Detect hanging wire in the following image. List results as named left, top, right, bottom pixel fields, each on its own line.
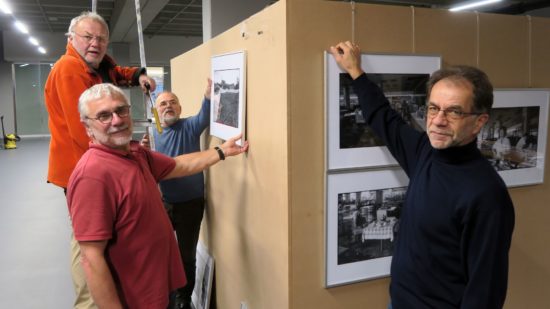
left=351, top=1, right=356, bottom=44
left=476, top=11, right=480, bottom=67
left=527, top=15, right=532, bottom=87
left=411, top=6, right=415, bottom=53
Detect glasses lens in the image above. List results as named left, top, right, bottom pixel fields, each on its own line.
left=116, top=106, right=130, bottom=118
left=97, top=113, right=113, bottom=124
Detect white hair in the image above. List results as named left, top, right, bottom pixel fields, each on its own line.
left=78, top=83, right=129, bottom=121
left=66, top=11, right=110, bottom=39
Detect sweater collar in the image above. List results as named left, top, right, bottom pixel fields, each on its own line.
left=432, top=139, right=481, bottom=164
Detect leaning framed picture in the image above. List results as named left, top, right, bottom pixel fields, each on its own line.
left=325, top=168, right=409, bottom=287
left=192, top=241, right=215, bottom=309
left=478, top=89, right=549, bottom=187
left=325, top=52, right=441, bottom=171
left=210, top=51, right=246, bottom=145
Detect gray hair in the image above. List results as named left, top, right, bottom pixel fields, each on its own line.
left=79, top=83, right=129, bottom=121
left=426, top=65, right=493, bottom=114
left=66, top=11, right=110, bottom=39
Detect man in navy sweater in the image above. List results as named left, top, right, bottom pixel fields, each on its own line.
left=330, top=41, right=515, bottom=309
left=142, top=80, right=211, bottom=309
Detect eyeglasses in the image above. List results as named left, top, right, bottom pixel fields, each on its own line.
left=157, top=100, right=179, bottom=108
left=73, top=32, right=108, bottom=44
left=426, top=104, right=483, bottom=120
left=86, top=105, right=131, bottom=124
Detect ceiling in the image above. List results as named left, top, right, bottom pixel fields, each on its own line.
left=0, top=0, right=549, bottom=43
left=0, top=0, right=203, bottom=42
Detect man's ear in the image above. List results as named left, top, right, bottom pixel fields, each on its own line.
left=473, top=113, right=489, bottom=135
left=81, top=120, right=94, bottom=138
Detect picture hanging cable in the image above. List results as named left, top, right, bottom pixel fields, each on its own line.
left=528, top=15, right=532, bottom=87
left=411, top=6, right=416, bottom=53
left=476, top=11, right=480, bottom=67
left=351, top=1, right=356, bottom=44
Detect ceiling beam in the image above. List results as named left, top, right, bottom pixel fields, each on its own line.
left=109, top=0, right=170, bottom=42
left=150, top=0, right=197, bottom=37
left=34, top=0, right=54, bottom=33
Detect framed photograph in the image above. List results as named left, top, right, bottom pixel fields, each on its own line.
left=192, top=241, right=215, bottom=309
left=210, top=51, right=246, bottom=145
left=325, top=52, right=441, bottom=171
left=478, top=89, right=549, bottom=187
left=326, top=168, right=409, bottom=287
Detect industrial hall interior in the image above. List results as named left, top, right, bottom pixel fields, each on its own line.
left=1, top=0, right=550, bottom=309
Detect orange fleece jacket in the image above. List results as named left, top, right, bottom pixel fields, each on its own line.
left=44, top=43, right=142, bottom=188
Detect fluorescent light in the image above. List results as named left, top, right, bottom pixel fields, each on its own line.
left=14, top=20, right=29, bottom=34
left=449, top=0, right=502, bottom=12
left=28, top=37, right=39, bottom=46
left=38, top=47, right=46, bottom=54
left=19, top=64, right=29, bottom=67
left=0, top=0, right=12, bottom=14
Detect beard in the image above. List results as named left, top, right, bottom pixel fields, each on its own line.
left=161, top=110, right=179, bottom=126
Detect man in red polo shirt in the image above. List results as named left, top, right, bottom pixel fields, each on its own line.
left=67, top=83, right=248, bottom=308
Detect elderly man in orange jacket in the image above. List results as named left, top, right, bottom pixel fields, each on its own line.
left=44, top=11, right=155, bottom=309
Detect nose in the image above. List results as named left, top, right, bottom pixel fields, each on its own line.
left=110, top=112, right=125, bottom=126
left=431, top=110, right=448, bottom=125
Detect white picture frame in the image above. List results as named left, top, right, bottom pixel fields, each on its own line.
left=326, top=168, right=409, bottom=287
left=479, top=89, right=549, bottom=187
left=325, top=52, right=441, bottom=171
left=192, top=241, right=215, bottom=309
left=210, top=51, right=247, bottom=145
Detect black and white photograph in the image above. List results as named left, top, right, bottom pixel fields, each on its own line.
left=213, top=69, right=240, bottom=128
left=480, top=89, right=549, bottom=187
left=326, top=52, right=441, bottom=170
left=337, top=186, right=406, bottom=265
left=478, top=106, right=539, bottom=171
left=339, top=73, right=429, bottom=149
left=326, top=169, right=409, bottom=287
left=210, top=51, right=246, bottom=145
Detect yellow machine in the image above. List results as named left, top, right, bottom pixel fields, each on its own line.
left=1, top=115, right=20, bottom=150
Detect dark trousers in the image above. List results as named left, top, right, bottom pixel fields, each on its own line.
left=164, top=197, right=205, bottom=306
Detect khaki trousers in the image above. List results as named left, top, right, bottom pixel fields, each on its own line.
left=70, top=234, right=97, bottom=309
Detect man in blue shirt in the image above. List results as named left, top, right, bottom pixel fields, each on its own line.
left=330, top=41, right=514, bottom=309
left=144, top=80, right=211, bottom=309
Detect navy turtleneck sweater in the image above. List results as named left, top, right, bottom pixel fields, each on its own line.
left=352, top=73, right=515, bottom=309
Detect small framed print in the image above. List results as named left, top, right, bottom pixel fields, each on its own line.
left=210, top=51, right=246, bottom=145
left=192, top=241, right=215, bottom=309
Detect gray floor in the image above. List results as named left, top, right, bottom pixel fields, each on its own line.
left=0, top=137, right=73, bottom=308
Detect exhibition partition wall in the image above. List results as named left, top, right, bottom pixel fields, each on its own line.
left=171, top=0, right=550, bottom=308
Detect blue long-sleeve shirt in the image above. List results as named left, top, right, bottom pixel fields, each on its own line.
left=154, top=98, right=210, bottom=203
left=352, top=74, right=515, bottom=309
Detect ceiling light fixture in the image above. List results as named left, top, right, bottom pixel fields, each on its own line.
left=0, top=0, right=12, bottom=14
left=28, top=37, right=39, bottom=46
left=449, top=0, right=502, bottom=12
left=14, top=20, right=29, bottom=34
left=38, top=47, right=46, bottom=54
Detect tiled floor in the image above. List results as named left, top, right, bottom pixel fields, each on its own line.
left=0, top=137, right=73, bottom=308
